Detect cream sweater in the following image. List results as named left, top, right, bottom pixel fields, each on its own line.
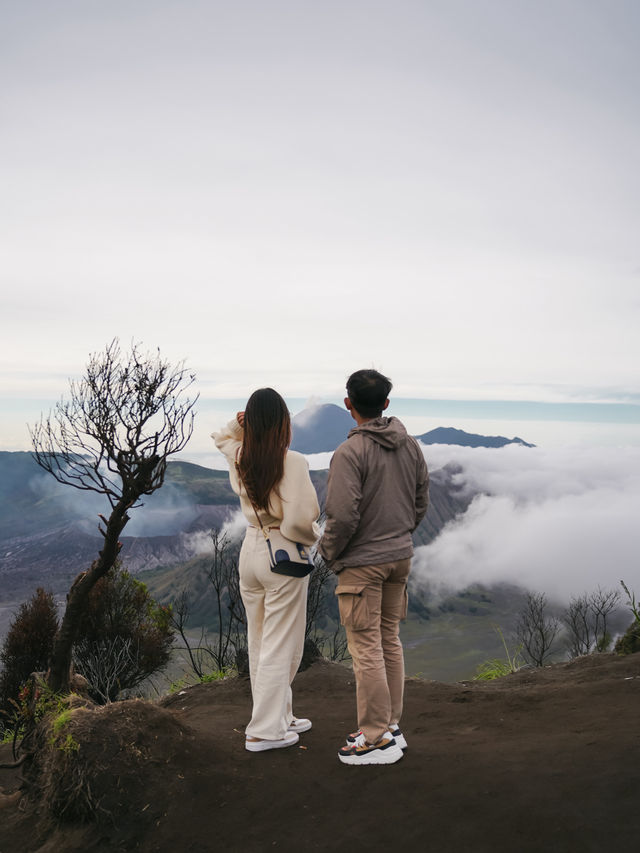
left=212, top=418, right=321, bottom=547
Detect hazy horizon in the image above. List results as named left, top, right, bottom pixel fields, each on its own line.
left=3, top=394, right=640, bottom=455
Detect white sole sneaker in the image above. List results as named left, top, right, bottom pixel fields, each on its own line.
left=245, top=731, right=299, bottom=752
left=389, top=727, right=408, bottom=750
left=338, top=737, right=404, bottom=766
left=346, top=728, right=408, bottom=751
left=288, top=717, right=312, bottom=734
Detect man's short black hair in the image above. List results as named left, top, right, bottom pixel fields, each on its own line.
left=346, top=369, right=393, bottom=419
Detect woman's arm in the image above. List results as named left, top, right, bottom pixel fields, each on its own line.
left=211, top=415, right=244, bottom=464
left=279, top=452, right=321, bottom=546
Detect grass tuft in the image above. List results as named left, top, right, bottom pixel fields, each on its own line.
left=474, top=626, right=525, bottom=681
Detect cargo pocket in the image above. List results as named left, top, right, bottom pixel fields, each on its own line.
left=335, top=584, right=371, bottom=631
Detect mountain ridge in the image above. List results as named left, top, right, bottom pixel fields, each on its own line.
left=0, top=452, right=473, bottom=605
left=290, top=403, right=534, bottom=452
left=415, top=425, right=535, bottom=448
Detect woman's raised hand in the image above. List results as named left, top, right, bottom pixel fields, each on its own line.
left=237, top=411, right=245, bottom=427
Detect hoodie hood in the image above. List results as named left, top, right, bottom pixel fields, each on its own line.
left=348, top=416, right=408, bottom=450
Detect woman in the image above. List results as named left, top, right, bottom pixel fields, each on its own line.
left=212, top=388, right=321, bottom=752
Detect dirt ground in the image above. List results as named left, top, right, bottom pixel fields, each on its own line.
left=1, top=653, right=639, bottom=853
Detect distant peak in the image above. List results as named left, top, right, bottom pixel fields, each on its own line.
left=290, top=404, right=353, bottom=453
left=415, top=427, right=535, bottom=449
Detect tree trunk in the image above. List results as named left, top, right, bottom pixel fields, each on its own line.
left=47, top=502, right=130, bottom=694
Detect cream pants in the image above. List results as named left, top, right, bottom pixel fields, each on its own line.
left=239, top=526, right=309, bottom=740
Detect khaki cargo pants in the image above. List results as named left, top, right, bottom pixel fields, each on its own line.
left=335, top=558, right=411, bottom=744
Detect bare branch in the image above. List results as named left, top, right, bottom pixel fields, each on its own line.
left=73, top=637, right=138, bottom=704
left=516, top=592, right=560, bottom=667
left=30, top=339, right=197, bottom=509
left=169, top=590, right=205, bottom=679
left=563, top=587, right=621, bottom=657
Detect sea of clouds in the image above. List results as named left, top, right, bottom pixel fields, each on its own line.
left=204, top=441, right=640, bottom=608
left=28, top=438, right=640, bottom=610
left=412, top=443, right=640, bottom=605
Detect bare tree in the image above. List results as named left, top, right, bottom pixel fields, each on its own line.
left=563, top=587, right=621, bottom=657
left=316, top=622, right=350, bottom=663
left=172, top=537, right=350, bottom=678
left=204, top=530, right=246, bottom=670
left=516, top=591, right=560, bottom=667
left=590, top=587, right=621, bottom=652
left=170, top=590, right=208, bottom=679
left=170, top=530, right=247, bottom=677
left=305, top=555, right=334, bottom=641
left=564, top=593, right=593, bottom=658
left=72, top=637, right=138, bottom=704
left=30, top=340, right=197, bottom=694
left=305, top=554, right=349, bottom=662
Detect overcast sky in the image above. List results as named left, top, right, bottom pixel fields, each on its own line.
left=2, top=1, right=639, bottom=445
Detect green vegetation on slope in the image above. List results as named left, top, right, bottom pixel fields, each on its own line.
left=163, top=462, right=234, bottom=505
left=400, top=584, right=528, bottom=682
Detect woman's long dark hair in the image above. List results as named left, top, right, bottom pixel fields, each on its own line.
left=238, top=388, right=291, bottom=513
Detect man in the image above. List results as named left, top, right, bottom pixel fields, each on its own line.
left=318, top=369, right=429, bottom=766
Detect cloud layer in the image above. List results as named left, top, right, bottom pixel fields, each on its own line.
left=413, top=444, right=640, bottom=604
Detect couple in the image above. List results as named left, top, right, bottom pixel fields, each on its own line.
left=212, top=369, right=429, bottom=766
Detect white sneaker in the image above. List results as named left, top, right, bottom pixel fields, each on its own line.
left=389, top=726, right=408, bottom=750
left=288, top=717, right=312, bottom=734
left=338, top=736, right=403, bottom=766
left=245, top=731, right=299, bottom=752
left=345, top=730, right=367, bottom=748
left=346, top=727, right=408, bottom=750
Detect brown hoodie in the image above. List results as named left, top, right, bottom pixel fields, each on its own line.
left=318, top=416, right=429, bottom=572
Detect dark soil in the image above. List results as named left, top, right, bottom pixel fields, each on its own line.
left=1, top=653, right=639, bottom=852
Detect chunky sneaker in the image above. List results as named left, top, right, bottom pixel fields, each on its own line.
left=389, top=727, right=408, bottom=751
left=346, top=727, right=408, bottom=751
left=245, top=731, right=299, bottom=752
left=288, top=717, right=312, bottom=734
left=338, top=736, right=403, bottom=766
left=345, top=730, right=366, bottom=748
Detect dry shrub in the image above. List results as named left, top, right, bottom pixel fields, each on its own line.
left=73, top=564, right=175, bottom=703
left=0, top=589, right=58, bottom=728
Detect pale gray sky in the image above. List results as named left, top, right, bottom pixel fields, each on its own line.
left=2, top=1, right=639, bottom=448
